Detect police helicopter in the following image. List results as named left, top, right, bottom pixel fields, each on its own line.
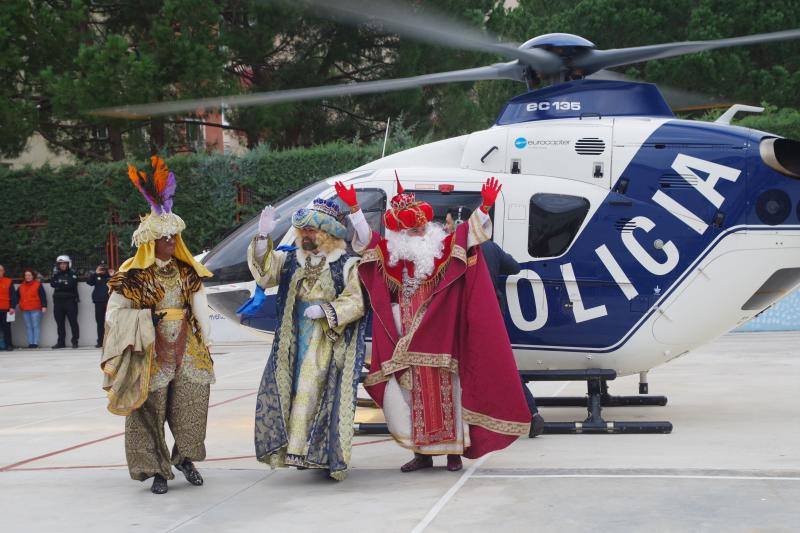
left=96, top=1, right=800, bottom=433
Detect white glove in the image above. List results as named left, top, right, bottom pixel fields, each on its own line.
left=303, top=305, right=326, bottom=319
left=258, top=205, right=278, bottom=236
left=348, top=209, right=371, bottom=247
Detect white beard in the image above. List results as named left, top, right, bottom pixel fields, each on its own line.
left=386, top=223, right=448, bottom=280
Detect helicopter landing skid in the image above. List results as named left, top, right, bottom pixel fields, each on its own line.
left=521, top=369, right=673, bottom=435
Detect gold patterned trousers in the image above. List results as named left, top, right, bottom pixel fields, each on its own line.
left=124, top=372, right=211, bottom=481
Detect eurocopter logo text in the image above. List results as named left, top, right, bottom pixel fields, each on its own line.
left=515, top=137, right=571, bottom=149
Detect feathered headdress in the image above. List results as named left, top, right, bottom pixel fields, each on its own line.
left=128, top=156, right=177, bottom=215
left=128, top=156, right=186, bottom=247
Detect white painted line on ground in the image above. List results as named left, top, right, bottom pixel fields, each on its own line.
left=214, top=364, right=265, bottom=380
left=0, top=404, right=102, bottom=431
left=471, top=474, right=800, bottom=481
left=411, top=454, right=490, bottom=533
left=411, top=376, right=574, bottom=532
left=0, top=373, right=259, bottom=432
left=167, top=472, right=273, bottom=532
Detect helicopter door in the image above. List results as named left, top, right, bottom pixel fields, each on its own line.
left=501, top=176, right=598, bottom=344
left=508, top=121, right=613, bottom=187
left=461, top=129, right=509, bottom=173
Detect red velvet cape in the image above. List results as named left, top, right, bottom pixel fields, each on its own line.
left=358, top=223, right=531, bottom=458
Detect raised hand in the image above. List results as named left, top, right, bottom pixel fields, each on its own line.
left=258, top=205, right=278, bottom=236
left=335, top=181, right=359, bottom=210
left=481, top=177, right=502, bottom=212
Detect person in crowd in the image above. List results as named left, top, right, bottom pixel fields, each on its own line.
left=17, top=269, right=47, bottom=348
left=337, top=176, right=531, bottom=473
left=0, top=264, right=17, bottom=351
left=443, top=208, right=545, bottom=437
left=87, top=263, right=112, bottom=348
left=50, top=255, right=80, bottom=349
left=102, top=156, right=213, bottom=495
left=478, top=235, right=545, bottom=438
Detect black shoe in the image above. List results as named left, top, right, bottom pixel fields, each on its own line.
left=52, top=343, right=66, bottom=349
left=530, top=413, right=545, bottom=438
left=175, top=460, right=203, bottom=486
left=151, top=474, right=168, bottom=494
left=5, top=346, right=12, bottom=351
left=95, top=343, right=102, bottom=348
left=28, top=344, right=35, bottom=349
left=32, top=344, right=38, bottom=349
left=71, top=342, right=78, bottom=349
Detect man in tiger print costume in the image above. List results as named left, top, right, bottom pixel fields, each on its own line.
left=101, top=157, right=214, bottom=495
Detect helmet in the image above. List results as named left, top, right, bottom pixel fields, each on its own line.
left=55, top=255, right=71, bottom=267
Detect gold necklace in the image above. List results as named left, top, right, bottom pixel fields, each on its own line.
left=303, top=254, right=326, bottom=286
left=154, top=261, right=181, bottom=291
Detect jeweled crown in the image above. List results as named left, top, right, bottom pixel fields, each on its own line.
left=390, top=192, right=418, bottom=211
left=310, top=198, right=345, bottom=222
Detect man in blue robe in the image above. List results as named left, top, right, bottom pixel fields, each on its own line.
left=247, top=199, right=367, bottom=480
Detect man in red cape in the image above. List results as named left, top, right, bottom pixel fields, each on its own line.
left=336, top=176, right=530, bottom=472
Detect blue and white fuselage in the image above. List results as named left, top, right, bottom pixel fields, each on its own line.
left=202, top=80, right=800, bottom=377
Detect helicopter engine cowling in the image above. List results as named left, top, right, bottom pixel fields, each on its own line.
left=760, top=137, right=800, bottom=178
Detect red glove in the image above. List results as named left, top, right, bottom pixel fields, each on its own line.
left=335, top=181, right=358, bottom=208
left=481, top=177, right=501, bottom=212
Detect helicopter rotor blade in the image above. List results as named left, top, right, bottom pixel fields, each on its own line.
left=573, top=29, right=800, bottom=74
left=90, top=62, right=525, bottom=118
left=291, top=0, right=561, bottom=73
left=588, top=70, right=726, bottom=110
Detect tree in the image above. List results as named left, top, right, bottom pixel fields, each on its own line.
left=498, top=0, right=800, bottom=108
left=1, top=0, right=229, bottom=162
left=220, top=0, right=505, bottom=148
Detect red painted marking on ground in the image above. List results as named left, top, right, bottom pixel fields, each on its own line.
left=10, top=464, right=128, bottom=472
left=5, top=439, right=393, bottom=472
left=0, top=432, right=126, bottom=472
left=0, top=391, right=257, bottom=472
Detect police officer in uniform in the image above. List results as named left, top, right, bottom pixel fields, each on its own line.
left=86, top=262, right=112, bottom=348
left=50, top=255, right=80, bottom=349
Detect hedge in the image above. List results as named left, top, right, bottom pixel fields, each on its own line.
left=0, top=142, right=383, bottom=278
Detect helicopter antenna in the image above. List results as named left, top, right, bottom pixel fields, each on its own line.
left=381, top=116, right=391, bottom=158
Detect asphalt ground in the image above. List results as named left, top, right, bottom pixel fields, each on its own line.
left=0, top=332, right=798, bottom=532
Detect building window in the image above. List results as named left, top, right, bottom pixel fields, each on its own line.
left=528, top=193, right=590, bottom=257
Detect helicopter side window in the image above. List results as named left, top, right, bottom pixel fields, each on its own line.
left=412, top=190, right=490, bottom=232
left=528, top=193, right=590, bottom=258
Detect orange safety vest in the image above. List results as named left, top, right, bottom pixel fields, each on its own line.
left=18, top=280, right=44, bottom=311
left=0, top=277, right=11, bottom=310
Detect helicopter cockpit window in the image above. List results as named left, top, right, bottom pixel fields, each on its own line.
left=201, top=180, right=331, bottom=284
left=411, top=190, right=490, bottom=233
left=528, top=193, right=590, bottom=258
left=329, top=188, right=387, bottom=239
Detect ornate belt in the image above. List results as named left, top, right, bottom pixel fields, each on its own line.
left=158, top=308, right=186, bottom=321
